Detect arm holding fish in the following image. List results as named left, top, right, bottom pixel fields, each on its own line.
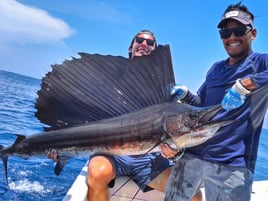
left=222, top=70, right=268, bottom=111
left=172, top=78, right=256, bottom=111
left=171, top=84, right=202, bottom=106
left=160, top=143, right=185, bottom=162
left=221, top=54, right=268, bottom=110
left=221, top=78, right=256, bottom=111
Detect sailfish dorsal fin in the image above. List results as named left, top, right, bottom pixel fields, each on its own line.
left=35, top=45, right=175, bottom=130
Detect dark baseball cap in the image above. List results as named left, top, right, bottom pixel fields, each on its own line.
left=217, top=10, right=253, bottom=28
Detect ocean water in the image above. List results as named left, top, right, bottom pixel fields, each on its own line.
left=0, top=70, right=88, bottom=201
left=0, top=70, right=267, bottom=201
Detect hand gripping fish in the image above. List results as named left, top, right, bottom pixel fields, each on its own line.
left=0, top=45, right=229, bottom=183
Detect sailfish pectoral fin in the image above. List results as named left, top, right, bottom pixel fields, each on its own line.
left=54, top=156, right=69, bottom=175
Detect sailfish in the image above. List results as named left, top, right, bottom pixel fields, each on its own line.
left=0, top=45, right=226, bottom=180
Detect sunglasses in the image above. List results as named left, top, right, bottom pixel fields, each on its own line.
left=135, top=37, right=155, bottom=46
left=219, top=27, right=252, bottom=39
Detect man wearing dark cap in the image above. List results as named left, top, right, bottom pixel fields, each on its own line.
left=86, top=30, right=204, bottom=201
left=163, top=2, right=268, bottom=201
left=86, top=30, right=174, bottom=201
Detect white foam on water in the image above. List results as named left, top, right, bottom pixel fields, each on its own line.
left=9, top=179, right=46, bottom=193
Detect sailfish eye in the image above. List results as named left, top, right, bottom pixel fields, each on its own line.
left=190, top=111, right=199, bottom=120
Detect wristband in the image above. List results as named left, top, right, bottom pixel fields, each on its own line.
left=234, top=79, right=251, bottom=95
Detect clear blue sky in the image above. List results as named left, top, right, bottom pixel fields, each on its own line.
left=1, top=0, right=268, bottom=127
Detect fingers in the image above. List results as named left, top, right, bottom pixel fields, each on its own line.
left=160, top=143, right=180, bottom=159
left=47, top=148, right=59, bottom=162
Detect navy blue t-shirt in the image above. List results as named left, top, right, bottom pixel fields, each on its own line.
left=185, top=52, right=268, bottom=173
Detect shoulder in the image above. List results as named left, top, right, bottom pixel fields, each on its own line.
left=248, top=52, right=268, bottom=70
left=206, top=60, right=225, bottom=76
left=249, top=52, right=268, bottom=62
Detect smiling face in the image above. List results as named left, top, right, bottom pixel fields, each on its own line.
left=220, top=20, right=256, bottom=64
left=129, top=33, right=156, bottom=58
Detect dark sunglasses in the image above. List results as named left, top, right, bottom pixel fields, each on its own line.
left=135, top=37, right=155, bottom=46
left=219, top=27, right=252, bottom=39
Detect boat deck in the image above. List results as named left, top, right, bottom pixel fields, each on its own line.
left=63, top=162, right=268, bottom=201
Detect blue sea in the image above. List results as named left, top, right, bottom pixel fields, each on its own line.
left=0, top=70, right=88, bottom=201
left=0, top=70, right=267, bottom=201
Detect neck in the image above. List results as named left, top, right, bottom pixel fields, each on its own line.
left=227, top=51, right=252, bottom=65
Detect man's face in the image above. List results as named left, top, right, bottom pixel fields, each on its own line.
left=220, top=20, right=256, bottom=63
left=129, top=33, right=156, bottom=58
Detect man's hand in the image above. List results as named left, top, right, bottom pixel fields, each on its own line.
left=221, top=79, right=251, bottom=111
left=170, top=84, right=188, bottom=100
left=160, top=143, right=180, bottom=159
left=47, top=149, right=59, bottom=162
